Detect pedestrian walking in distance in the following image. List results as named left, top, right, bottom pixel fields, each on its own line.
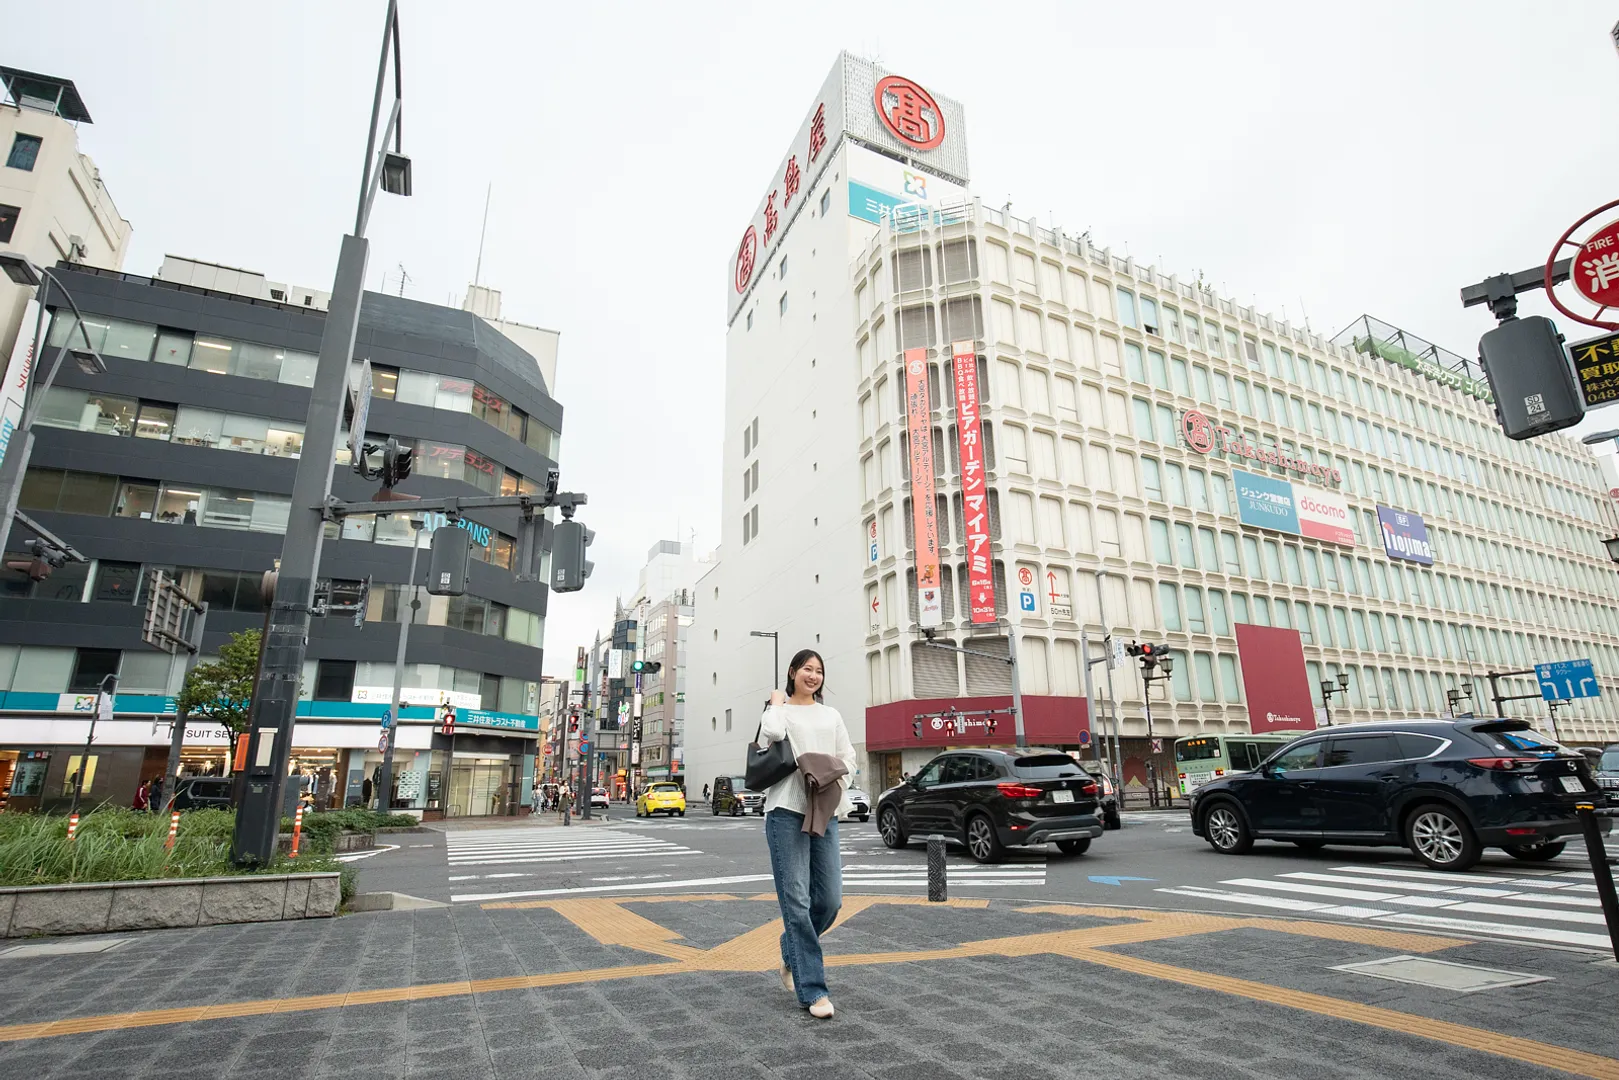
left=757, top=649, right=856, bottom=1020
left=702, top=782, right=710, bottom=802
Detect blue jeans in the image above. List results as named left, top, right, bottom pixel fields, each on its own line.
left=764, top=808, right=841, bottom=1006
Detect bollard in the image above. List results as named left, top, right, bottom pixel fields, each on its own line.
left=926, top=834, right=948, bottom=902
left=1576, top=803, right=1619, bottom=962
left=66, top=812, right=80, bottom=844
left=165, top=810, right=180, bottom=851
left=290, top=805, right=304, bottom=859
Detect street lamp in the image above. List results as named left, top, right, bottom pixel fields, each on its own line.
left=231, top=0, right=412, bottom=867
left=1320, top=671, right=1350, bottom=726
left=750, top=630, right=780, bottom=690
left=0, top=253, right=109, bottom=556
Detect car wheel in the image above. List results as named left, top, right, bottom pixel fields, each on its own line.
left=1202, top=801, right=1253, bottom=855
left=965, top=814, right=1005, bottom=864
left=878, top=806, right=907, bottom=848
left=1292, top=840, right=1326, bottom=851
left=1056, top=838, right=1090, bottom=856
left=1406, top=803, right=1481, bottom=871
left=1104, top=811, right=1121, bottom=831
left=677, top=810, right=685, bottom=817
left=1504, top=841, right=1566, bottom=862
left=731, top=805, right=740, bottom=817
left=857, top=815, right=870, bottom=823
left=711, top=802, right=719, bottom=815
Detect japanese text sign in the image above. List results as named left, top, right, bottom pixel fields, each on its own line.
left=905, top=348, right=942, bottom=628
left=953, top=340, right=996, bottom=624
left=1577, top=219, right=1619, bottom=309
left=1571, top=330, right=1619, bottom=408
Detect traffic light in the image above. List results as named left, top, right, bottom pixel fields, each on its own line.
left=439, top=703, right=456, bottom=736
left=551, top=518, right=595, bottom=593
left=912, top=719, right=922, bottom=739
left=569, top=710, right=580, bottom=734
left=381, top=436, right=414, bottom=488
left=1126, top=642, right=1168, bottom=668
left=4, top=539, right=67, bottom=582
left=630, top=660, right=662, bottom=674
left=1478, top=316, right=1582, bottom=440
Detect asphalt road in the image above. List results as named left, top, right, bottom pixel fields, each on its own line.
left=354, top=806, right=1614, bottom=955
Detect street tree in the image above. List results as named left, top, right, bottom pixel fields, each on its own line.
left=175, top=629, right=261, bottom=735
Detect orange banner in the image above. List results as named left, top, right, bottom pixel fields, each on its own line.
left=905, top=347, right=942, bottom=628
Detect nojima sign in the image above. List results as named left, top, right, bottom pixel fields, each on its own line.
left=1377, top=505, right=1434, bottom=565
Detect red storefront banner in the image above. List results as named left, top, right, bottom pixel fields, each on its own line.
left=953, top=340, right=995, bottom=623
left=905, top=347, right=943, bottom=628
left=1233, top=623, right=1317, bottom=734
left=865, top=694, right=1089, bottom=751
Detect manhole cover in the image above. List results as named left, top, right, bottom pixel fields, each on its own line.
left=0, top=938, right=129, bottom=959
left=1332, top=955, right=1550, bottom=993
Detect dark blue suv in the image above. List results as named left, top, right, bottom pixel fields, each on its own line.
left=1189, top=718, right=1604, bottom=871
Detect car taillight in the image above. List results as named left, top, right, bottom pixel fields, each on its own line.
left=1467, top=757, right=1541, bottom=771
left=1213, top=768, right=1225, bottom=777
left=1080, top=780, right=1098, bottom=796
left=997, top=782, right=1044, bottom=799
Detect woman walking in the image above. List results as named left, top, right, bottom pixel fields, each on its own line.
left=756, top=649, right=856, bottom=1019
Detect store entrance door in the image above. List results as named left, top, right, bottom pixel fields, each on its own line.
left=448, top=756, right=516, bottom=817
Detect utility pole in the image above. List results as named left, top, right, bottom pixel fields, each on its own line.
left=1487, top=668, right=1544, bottom=719
left=68, top=675, right=116, bottom=817
left=231, top=0, right=412, bottom=867
left=375, top=518, right=424, bottom=812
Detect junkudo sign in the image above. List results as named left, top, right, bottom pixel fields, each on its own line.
left=1181, top=409, right=1341, bottom=486
left=1233, top=468, right=1355, bottom=548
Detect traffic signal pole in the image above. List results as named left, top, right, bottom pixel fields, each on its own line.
left=375, top=522, right=423, bottom=812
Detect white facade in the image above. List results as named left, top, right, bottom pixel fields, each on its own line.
left=688, top=54, right=1619, bottom=798
left=157, top=256, right=329, bottom=310
left=462, top=284, right=560, bottom=395
left=0, top=70, right=132, bottom=382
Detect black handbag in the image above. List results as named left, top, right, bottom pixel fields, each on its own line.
left=745, top=721, right=797, bottom=791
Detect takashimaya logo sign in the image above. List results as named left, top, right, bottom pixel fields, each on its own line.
left=1180, top=409, right=1341, bottom=486
left=734, top=227, right=758, bottom=295
left=874, top=75, right=945, bottom=150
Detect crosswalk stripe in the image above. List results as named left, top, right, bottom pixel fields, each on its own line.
left=443, top=827, right=698, bottom=869
left=1160, top=861, right=1619, bottom=952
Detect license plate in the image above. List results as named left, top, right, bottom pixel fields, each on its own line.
left=1052, top=790, right=1074, bottom=803
left=1560, top=776, right=1586, bottom=793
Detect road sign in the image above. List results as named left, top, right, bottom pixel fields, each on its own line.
left=1108, top=636, right=1127, bottom=670
left=1019, top=591, right=1036, bottom=612
left=379, top=709, right=393, bottom=729
left=1150, top=738, right=1163, bottom=754
left=1576, top=219, right=1619, bottom=309
left=1535, top=658, right=1600, bottom=701
left=1045, top=569, right=1071, bottom=619
left=868, top=519, right=879, bottom=565
left=870, top=594, right=880, bottom=629
left=377, top=733, right=389, bottom=752
left=1077, top=729, right=1091, bottom=747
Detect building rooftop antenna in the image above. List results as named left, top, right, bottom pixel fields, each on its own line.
left=395, top=263, right=412, bottom=297
left=473, top=182, right=492, bottom=287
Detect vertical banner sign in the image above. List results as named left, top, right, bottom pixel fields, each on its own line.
left=0, top=298, right=41, bottom=464
left=953, top=340, right=997, bottom=624
left=905, top=348, right=942, bottom=628
left=1233, top=624, right=1317, bottom=734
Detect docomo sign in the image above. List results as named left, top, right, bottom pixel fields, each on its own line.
left=1180, top=408, right=1341, bottom=486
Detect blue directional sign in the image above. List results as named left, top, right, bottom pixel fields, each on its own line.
left=379, top=709, right=393, bottom=729
left=1535, top=658, right=1600, bottom=702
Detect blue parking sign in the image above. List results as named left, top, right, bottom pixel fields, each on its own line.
left=1019, top=591, right=1036, bottom=612
left=1534, top=658, right=1600, bottom=701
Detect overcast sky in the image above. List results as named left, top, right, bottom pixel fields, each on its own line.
left=11, top=1, right=1619, bottom=677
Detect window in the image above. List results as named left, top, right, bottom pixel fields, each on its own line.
left=779, top=292, right=789, bottom=316
left=0, top=204, right=19, bottom=244
left=820, top=189, right=831, bottom=216
left=6, top=133, right=41, bottom=171
left=779, top=255, right=788, bottom=280
left=1272, top=741, right=1323, bottom=773
left=746, top=310, right=753, bottom=331
left=314, top=660, right=356, bottom=701
left=69, top=648, right=120, bottom=694
left=92, top=561, right=141, bottom=603
left=1116, top=288, right=1137, bottom=328
left=1323, top=735, right=1399, bottom=768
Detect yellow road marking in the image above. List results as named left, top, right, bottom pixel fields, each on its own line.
left=0, top=891, right=1612, bottom=1079
left=1073, top=948, right=1619, bottom=1080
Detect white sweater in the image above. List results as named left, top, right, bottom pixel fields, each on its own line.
left=756, top=701, right=858, bottom=818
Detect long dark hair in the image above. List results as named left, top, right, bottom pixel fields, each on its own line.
left=786, top=649, right=826, bottom=701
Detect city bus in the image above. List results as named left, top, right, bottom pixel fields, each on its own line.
left=1173, top=732, right=1303, bottom=798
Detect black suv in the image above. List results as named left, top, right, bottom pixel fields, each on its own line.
left=1190, top=718, right=1604, bottom=871
left=877, top=748, right=1103, bottom=862
left=711, top=775, right=764, bottom=816
left=172, top=777, right=233, bottom=810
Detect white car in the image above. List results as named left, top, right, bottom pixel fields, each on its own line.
left=843, top=788, right=871, bottom=822
left=591, top=787, right=610, bottom=809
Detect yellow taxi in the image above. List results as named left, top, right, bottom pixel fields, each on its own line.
left=636, top=782, right=687, bottom=817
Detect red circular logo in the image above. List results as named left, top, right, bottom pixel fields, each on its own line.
left=1577, top=218, right=1619, bottom=310
left=1180, top=409, right=1215, bottom=454
left=874, top=75, right=945, bottom=150
left=734, top=227, right=758, bottom=295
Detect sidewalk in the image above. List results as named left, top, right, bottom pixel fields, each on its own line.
left=0, top=891, right=1613, bottom=1078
